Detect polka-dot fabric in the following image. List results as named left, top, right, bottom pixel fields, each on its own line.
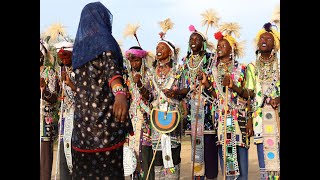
left=72, top=146, right=124, bottom=179
left=72, top=53, right=131, bottom=150
left=72, top=54, right=132, bottom=178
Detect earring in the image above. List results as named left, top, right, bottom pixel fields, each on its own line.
left=270, top=48, right=275, bottom=55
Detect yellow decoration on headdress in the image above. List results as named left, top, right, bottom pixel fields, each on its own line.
left=223, top=34, right=236, bottom=49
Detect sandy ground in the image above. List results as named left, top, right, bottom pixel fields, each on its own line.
left=51, top=136, right=260, bottom=180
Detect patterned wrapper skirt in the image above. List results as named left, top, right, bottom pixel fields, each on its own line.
left=71, top=146, right=124, bottom=180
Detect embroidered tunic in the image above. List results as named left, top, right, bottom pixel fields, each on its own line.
left=212, top=60, right=249, bottom=177
left=40, top=66, right=58, bottom=141
left=181, top=52, right=217, bottom=176
left=123, top=63, right=153, bottom=177
left=182, top=52, right=216, bottom=134
left=57, top=65, right=76, bottom=172
left=245, top=56, right=280, bottom=173
left=145, top=64, right=184, bottom=150
left=144, top=62, right=184, bottom=176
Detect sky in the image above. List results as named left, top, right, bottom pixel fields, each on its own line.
left=40, top=0, right=280, bottom=64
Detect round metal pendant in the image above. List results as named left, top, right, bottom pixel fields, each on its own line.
left=266, top=113, right=272, bottom=119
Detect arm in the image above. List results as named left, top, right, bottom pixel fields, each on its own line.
left=104, top=51, right=128, bottom=123
left=223, top=64, right=255, bottom=99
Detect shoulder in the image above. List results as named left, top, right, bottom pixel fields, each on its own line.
left=246, top=61, right=256, bottom=71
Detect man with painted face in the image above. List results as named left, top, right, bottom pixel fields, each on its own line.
left=181, top=27, right=219, bottom=180
left=245, top=21, right=280, bottom=180
left=123, top=46, right=154, bottom=179
left=40, top=39, right=59, bottom=180
left=54, top=41, right=75, bottom=180
left=211, top=22, right=254, bottom=180
left=139, top=20, right=186, bottom=178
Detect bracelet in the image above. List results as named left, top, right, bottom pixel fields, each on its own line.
left=112, top=84, right=123, bottom=92
left=108, top=75, right=123, bottom=88
left=113, top=91, right=126, bottom=96
left=44, top=90, right=52, bottom=99
left=112, top=83, right=122, bottom=89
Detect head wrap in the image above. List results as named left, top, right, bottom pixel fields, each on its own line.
left=72, top=2, right=123, bottom=69
left=54, top=41, right=74, bottom=52
left=125, top=48, right=147, bottom=59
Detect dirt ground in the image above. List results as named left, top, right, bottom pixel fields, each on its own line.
left=51, top=136, right=260, bottom=180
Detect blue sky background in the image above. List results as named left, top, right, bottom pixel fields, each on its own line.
left=40, top=0, right=280, bottom=64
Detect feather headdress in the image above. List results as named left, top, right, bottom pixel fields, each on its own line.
left=201, top=8, right=220, bottom=37
left=158, top=18, right=174, bottom=39
left=214, top=22, right=245, bottom=59
left=219, top=22, right=241, bottom=39
left=123, top=23, right=142, bottom=47
left=145, top=51, right=155, bottom=69
left=42, top=22, right=67, bottom=44
left=271, top=4, right=280, bottom=29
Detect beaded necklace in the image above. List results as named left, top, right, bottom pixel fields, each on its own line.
left=251, top=55, right=279, bottom=112
left=155, top=64, right=172, bottom=90
left=255, top=55, right=279, bottom=81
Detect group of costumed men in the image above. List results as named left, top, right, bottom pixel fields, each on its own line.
left=40, top=2, right=280, bottom=180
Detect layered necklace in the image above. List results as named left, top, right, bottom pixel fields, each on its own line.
left=155, top=59, right=172, bottom=89
left=251, top=54, right=279, bottom=112
left=186, top=54, right=205, bottom=88
left=255, top=54, right=279, bottom=81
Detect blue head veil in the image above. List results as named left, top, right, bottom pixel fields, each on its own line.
left=72, top=2, right=123, bottom=69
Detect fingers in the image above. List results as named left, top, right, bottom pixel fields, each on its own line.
left=113, top=96, right=128, bottom=123
left=120, top=108, right=128, bottom=123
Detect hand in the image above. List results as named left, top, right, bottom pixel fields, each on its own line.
left=270, top=97, right=280, bottom=109
left=113, top=93, right=129, bottom=123
left=197, top=71, right=209, bottom=84
left=40, top=78, right=46, bottom=90
left=196, top=71, right=203, bottom=81
left=222, top=74, right=233, bottom=88
left=163, top=89, right=176, bottom=98
left=133, top=73, right=142, bottom=86
left=246, top=118, right=254, bottom=138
